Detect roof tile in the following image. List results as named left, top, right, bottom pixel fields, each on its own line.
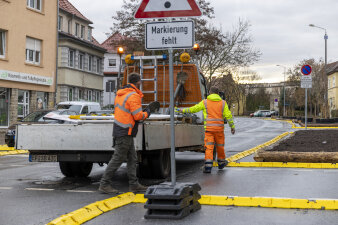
left=59, top=0, right=93, bottom=24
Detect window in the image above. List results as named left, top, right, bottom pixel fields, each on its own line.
left=36, top=92, right=48, bottom=110
left=0, top=88, right=9, bottom=127
left=78, top=52, right=84, bottom=70
left=0, top=30, right=6, bottom=58
left=82, top=106, right=89, bottom=114
left=18, top=90, right=30, bottom=120
left=75, top=23, right=79, bottom=36
left=26, top=37, right=41, bottom=65
left=87, top=90, right=92, bottom=101
left=328, top=78, right=331, bottom=89
left=108, top=59, right=116, bottom=67
left=27, top=0, right=41, bottom=11
left=96, top=58, right=101, bottom=73
left=81, top=25, right=85, bottom=39
left=88, top=55, right=93, bottom=71
left=106, top=80, right=116, bottom=92
left=58, top=16, right=63, bottom=31
left=68, top=49, right=74, bottom=67
left=68, top=20, right=72, bottom=33
left=87, top=27, right=92, bottom=41
left=333, top=76, right=336, bottom=88
left=79, top=89, right=84, bottom=100
left=96, top=91, right=100, bottom=102
left=68, top=88, right=73, bottom=101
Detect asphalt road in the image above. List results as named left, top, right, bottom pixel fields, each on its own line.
left=1, top=118, right=337, bottom=225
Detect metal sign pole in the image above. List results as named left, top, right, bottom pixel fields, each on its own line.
left=168, top=48, right=176, bottom=186
left=305, top=88, right=308, bottom=130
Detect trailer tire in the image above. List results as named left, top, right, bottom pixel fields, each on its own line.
left=59, top=162, right=93, bottom=177
left=150, top=149, right=171, bottom=179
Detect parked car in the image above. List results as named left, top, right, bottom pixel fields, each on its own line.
left=251, top=110, right=271, bottom=117
left=88, top=110, right=114, bottom=116
left=5, top=109, right=77, bottom=147
left=56, top=101, right=101, bottom=114
left=270, top=110, right=278, bottom=116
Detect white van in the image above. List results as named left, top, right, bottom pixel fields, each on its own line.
left=56, top=101, right=101, bottom=114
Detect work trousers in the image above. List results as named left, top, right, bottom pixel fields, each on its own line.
left=100, top=136, right=138, bottom=186
left=204, top=131, right=226, bottom=168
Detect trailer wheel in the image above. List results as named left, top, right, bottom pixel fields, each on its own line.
left=150, top=149, right=171, bottom=179
left=59, top=162, right=93, bottom=177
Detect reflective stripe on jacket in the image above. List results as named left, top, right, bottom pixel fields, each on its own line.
left=182, top=94, right=235, bottom=130
left=113, top=83, right=149, bottom=137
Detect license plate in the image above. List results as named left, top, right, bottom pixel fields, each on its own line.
left=30, top=155, right=57, bottom=162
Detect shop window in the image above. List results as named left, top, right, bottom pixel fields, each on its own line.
left=36, top=92, right=48, bottom=110
left=18, top=90, right=30, bottom=120
left=26, top=37, right=41, bottom=65
left=68, top=88, right=74, bottom=101
left=0, top=88, right=9, bottom=127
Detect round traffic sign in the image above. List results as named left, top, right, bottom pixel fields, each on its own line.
left=301, top=65, right=312, bottom=75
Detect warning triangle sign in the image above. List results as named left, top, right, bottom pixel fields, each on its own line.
left=134, top=0, right=202, bottom=19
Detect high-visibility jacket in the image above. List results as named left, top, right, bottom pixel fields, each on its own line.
left=182, top=94, right=235, bottom=131
left=113, top=83, right=149, bottom=137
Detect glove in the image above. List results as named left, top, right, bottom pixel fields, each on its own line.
left=231, top=127, right=235, bottom=135
left=144, top=107, right=151, bottom=118
left=175, top=107, right=183, bottom=113
left=146, top=101, right=160, bottom=113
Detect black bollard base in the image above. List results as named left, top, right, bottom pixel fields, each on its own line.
left=144, top=182, right=201, bottom=220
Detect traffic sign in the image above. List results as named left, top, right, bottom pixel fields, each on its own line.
left=134, top=0, right=202, bottom=19
left=145, top=21, right=194, bottom=50
left=301, top=65, right=312, bottom=75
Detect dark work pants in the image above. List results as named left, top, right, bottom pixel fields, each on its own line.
left=100, top=136, right=138, bottom=186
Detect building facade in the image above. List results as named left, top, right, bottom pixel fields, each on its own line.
left=57, top=0, right=106, bottom=104
left=0, top=0, right=57, bottom=132
left=101, top=33, right=127, bottom=107
left=327, top=61, right=338, bottom=112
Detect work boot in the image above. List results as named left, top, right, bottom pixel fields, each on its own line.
left=203, top=166, right=212, bottom=173
left=129, top=183, right=148, bottom=192
left=98, top=185, right=119, bottom=194
left=218, top=160, right=229, bottom=170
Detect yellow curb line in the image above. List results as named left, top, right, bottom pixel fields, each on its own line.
left=226, top=162, right=338, bottom=169
left=0, top=150, right=28, bottom=156
left=47, top=192, right=135, bottom=225
left=267, top=118, right=338, bottom=129
left=133, top=194, right=338, bottom=210
left=222, top=132, right=291, bottom=163
left=48, top=192, right=338, bottom=225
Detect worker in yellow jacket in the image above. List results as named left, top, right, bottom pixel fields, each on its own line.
left=176, top=86, right=235, bottom=173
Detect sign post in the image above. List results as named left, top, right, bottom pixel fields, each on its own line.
left=135, top=0, right=202, bottom=219
left=301, top=65, right=312, bottom=129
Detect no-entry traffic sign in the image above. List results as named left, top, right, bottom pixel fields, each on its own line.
left=134, top=0, right=202, bottom=19
left=301, top=65, right=312, bottom=75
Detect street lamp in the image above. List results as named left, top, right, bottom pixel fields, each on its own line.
left=276, top=64, right=287, bottom=117
left=309, top=24, right=329, bottom=117
left=117, top=46, right=124, bottom=91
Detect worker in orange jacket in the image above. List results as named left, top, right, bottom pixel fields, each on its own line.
left=176, top=86, right=235, bottom=173
left=99, top=73, right=150, bottom=194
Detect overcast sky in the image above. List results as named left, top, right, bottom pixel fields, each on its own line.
left=69, top=0, right=338, bottom=83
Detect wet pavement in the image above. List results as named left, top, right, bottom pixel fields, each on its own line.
left=2, top=118, right=338, bottom=225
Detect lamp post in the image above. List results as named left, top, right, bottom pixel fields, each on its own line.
left=277, top=64, right=287, bottom=117
left=309, top=24, right=328, bottom=117
left=117, top=46, right=124, bottom=91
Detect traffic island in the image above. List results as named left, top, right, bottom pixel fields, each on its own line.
left=254, top=130, right=338, bottom=163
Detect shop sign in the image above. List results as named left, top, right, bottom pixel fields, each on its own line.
left=0, top=70, right=53, bottom=86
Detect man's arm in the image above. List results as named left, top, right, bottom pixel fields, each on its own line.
left=128, top=94, right=149, bottom=121
left=223, top=101, right=235, bottom=129
left=181, top=101, right=205, bottom=114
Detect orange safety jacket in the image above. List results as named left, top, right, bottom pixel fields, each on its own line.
left=203, top=99, right=226, bottom=132
left=182, top=94, right=235, bottom=131
left=113, top=83, right=149, bottom=137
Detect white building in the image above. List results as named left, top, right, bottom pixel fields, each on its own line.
left=101, top=33, right=127, bottom=107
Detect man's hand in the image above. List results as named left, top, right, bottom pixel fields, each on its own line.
left=175, top=107, right=183, bottom=113
left=231, top=128, right=235, bottom=135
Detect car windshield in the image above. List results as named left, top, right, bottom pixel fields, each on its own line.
left=22, top=111, right=51, bottom=122
left=57, top=105, right=82, bottom=113
left=57, top=105, right=70, bottom=110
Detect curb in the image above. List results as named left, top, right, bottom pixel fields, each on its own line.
left=227, top=162, right=338, bottom=169
left=47, top=192, right=135, bottom=225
